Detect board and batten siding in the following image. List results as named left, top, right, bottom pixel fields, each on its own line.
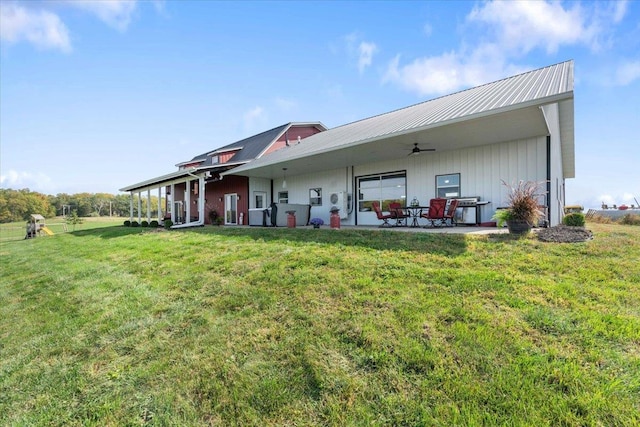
left=352, top=136, right=548, bottom=225
left=246, top=136, right=554, bottom=226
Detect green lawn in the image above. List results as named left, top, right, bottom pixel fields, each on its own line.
left=1, top=223, right=638, bottom=426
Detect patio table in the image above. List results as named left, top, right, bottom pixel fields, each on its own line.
left=405, top=206, right=428, bottom=227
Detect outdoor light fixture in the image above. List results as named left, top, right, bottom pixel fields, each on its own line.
left=282, top=168, right=287, bottom=189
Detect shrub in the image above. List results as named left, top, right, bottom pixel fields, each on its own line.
left=150, top=220, right=159, bottom=227
left=492, top=180, right=546, bottom=227
left=131, top=221, right=139, bottom=227
left=618, top=213, right=640, bottom=226
left=123, top=220, right=131, bottom=227
left=563, top=213, right=585, bottom=227
left=164, top=219, right=173, bottom=229
left=141, top=220, right=149, bottom=227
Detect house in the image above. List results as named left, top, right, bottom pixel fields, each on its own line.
left=119, top=122, right=326, bottom=227
left=223, top=61, right=575, bottom=227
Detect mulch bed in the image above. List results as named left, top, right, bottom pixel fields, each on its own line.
left=536, top=225, right=593, bottom=243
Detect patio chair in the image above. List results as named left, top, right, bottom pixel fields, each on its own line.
left=420, top=198, right=447, bottom=227
left=372, top=201, right=394, bottom=227
left=389, top=202, right=410, bottom=227
left=442, top=199, right=459, bottom=226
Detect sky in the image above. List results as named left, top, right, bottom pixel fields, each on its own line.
left=1, top=0, right=639, bottom=209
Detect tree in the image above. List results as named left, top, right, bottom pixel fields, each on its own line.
left=66, top=210, right=84, bottom=231
left=0, top=188, right=55, bottom=223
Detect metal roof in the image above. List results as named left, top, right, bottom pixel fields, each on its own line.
left=227, top=61, right=574, bottom=177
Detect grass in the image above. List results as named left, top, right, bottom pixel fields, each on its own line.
left=1, top=222, right=639, bottom=426
left=0, top=217, right=126, bottom=242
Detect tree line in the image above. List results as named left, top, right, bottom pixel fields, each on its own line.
left=0, top=188, right=164, bottom=223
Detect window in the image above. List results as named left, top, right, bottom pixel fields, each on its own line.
left=436, top=173, right=460, bottom=198
left=254, top=191, right=266, bottom=209
left=309, top=188, right=322, bottom=206
left=278, top=191, right=288, bottom=203
left=357, top=172, right=406, bottom=212
left=210, top=155, right=219, bottom=165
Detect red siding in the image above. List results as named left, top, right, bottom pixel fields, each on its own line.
left=219, top=152, right=236, bottom=163
left=263, top=125, right=324, bottom=155
left=203, top=175, right=249, bottom=224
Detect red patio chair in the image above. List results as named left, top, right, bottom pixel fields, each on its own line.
left=443, top=199, right=459, bottom=226
left=389, top=202, right=409, bottom=227
left=420, top=198, right=447, bottom=227
left=372, top=201, right=394, bottom=227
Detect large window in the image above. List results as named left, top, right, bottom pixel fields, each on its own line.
left=436, top=173, right=460, bottom=198
left=358, top=172, right=406, bottom=212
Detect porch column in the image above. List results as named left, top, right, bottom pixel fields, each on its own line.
left=137, top=193, right=142, bottom=223
left=170, top=184, right=175, bottom=224
left=147, top=189, right=151, bottom=223
left=185, top=179, right=191, bottom=224
left=199, top=176, right=205, bottom=224
left=157, top=187, right=162, bottom=223
left=129, top=193, right=134, bottom=222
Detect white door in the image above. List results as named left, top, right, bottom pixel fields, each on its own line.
left=225, top=194, right=237, bottom=225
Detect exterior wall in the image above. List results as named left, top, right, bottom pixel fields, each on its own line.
left=352, top=136, right=548, bottom=225
left=270, top=136, right=552, bottom=226
left=263, top=125, right=324, bottom=156
left=249, top=177, right=272, bottom=208
left=219, top=152, right=236, bottom=163
left=202, top=175, right=249, bottom=224
left=542, top=102, right=566, bottom=226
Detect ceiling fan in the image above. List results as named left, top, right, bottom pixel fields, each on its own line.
left=408, top=143, right=436, bottom=156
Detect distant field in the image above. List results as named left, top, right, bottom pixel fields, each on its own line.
left=1, top=222, right=639, bottom=426
left=0, top=217, right=126, bottom=242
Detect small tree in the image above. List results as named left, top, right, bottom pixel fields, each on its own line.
left=66, top=210, right=84, bottom=231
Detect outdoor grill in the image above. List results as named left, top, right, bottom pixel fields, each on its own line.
left=452, top=197, right=490, bottom=225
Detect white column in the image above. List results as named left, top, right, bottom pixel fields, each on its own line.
left=157, top=187, right=162, bottom=223
left=137, top=193, right=142, bottom=223
left=129, top=193, right=134, bottom=222
left=199, top=176, right=205, bottom=224
left=185, top=179, right=191, bottom=224
left=146, top=189, right=151, bottom=223
left=170, top=184, right=175, bottom=224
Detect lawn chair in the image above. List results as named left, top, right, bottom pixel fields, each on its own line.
left=420, top=198, right=447, bottom=227
left=442, top=199, right=459, bottom=226
left=389, top=202, right=409, bottom=227
left=372, top=201, right=394, bottom=227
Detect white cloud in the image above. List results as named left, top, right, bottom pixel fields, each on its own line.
left=242, top=106, right=267, bottom=131
left=67, top=0, right=138, bottom=32
left=0, top=3, right=71, bottom=52
left=384, top=1, right=630, bottom=96
left=467, top=1, right=598, bottom=54
left=615, top=59, right=640, bottom=85
left=343, top=32, right=378, bottom=74
left=275, top=97, right=297, bottom=112
left=423, top=23, right=433, bottom=38
left=383, top=45, right=527, bottom=97
left=357, top=41, right=378, bottom=74
left=0, top=169, right=56, bottom=192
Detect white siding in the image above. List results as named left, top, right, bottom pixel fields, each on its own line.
left=248, top=177, right=272, bottom=208
left=352, top=137, right=547, bottom=225
left=542, top=103, right=566, bottom=226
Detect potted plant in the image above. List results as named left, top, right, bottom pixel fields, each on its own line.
left=309, top=218, right=324, bottom=229
left=493, top=180, right=546, bottom=235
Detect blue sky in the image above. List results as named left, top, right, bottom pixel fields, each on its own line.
left=1, top=0, right=638, bottom=209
